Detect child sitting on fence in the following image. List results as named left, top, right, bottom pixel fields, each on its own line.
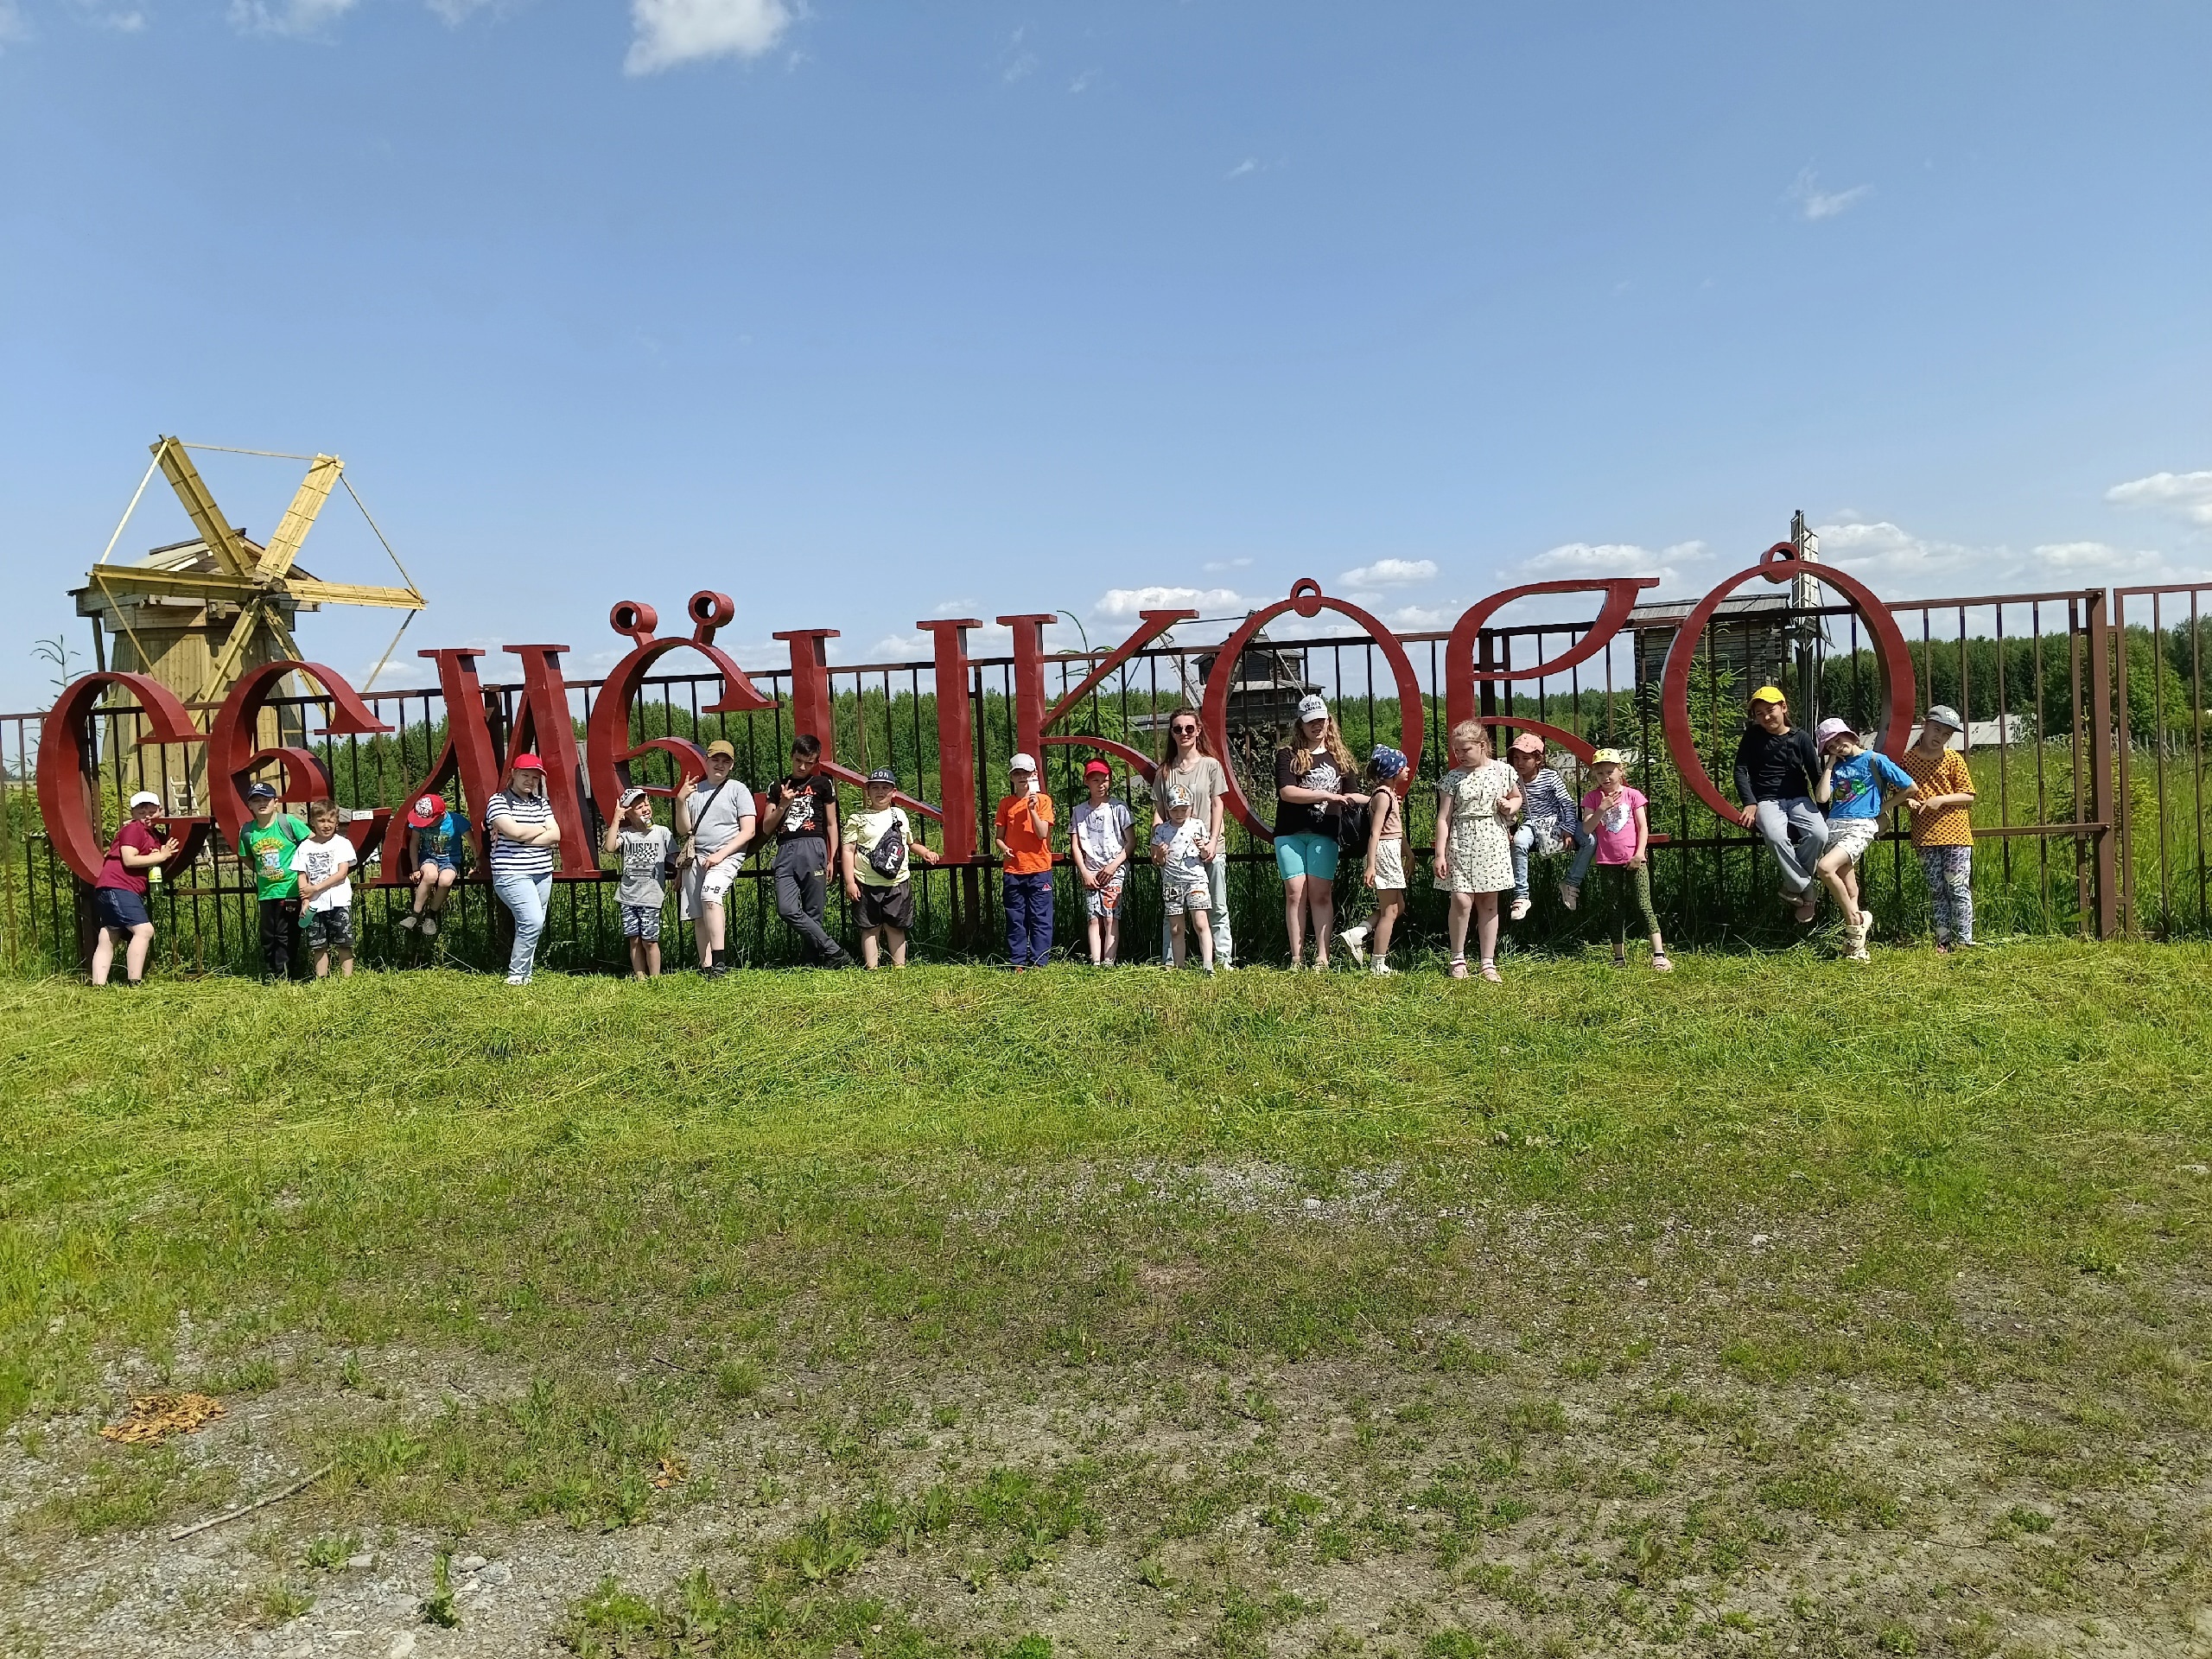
left=399, top=792, right=471, bottom=940
left=1897, top=705, right=1978, bottom=951
left=1151, top=783, right=1215, bottom=973
left=842, top=768, right=940, bottom=969
left=1813, top=718, right=1916, bottom=963
left=290, top=800, right=358, bottom=980
left=1505, top=732, right=1596, bottom=917
left=238, top=781, right=309, bottom=981
left=603, top=785, right=673, bottom=979
left=1579, top=749, right=1671, bottom=972
left=1338, top=746, right=1408, bottom=976
left=1072, top=759, right=1134, bottom=965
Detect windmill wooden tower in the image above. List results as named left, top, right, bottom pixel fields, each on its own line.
left=70, top=436, right=424, bottom=806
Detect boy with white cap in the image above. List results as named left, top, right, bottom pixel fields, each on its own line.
left=602, top=785, right=674, bottom=978
left=1812, top=717, right=1915, bottom=961
left=994, top=753, right=1056, bottom=969
left=92, top=790, right=179, bottom=987
left=1897, top=704, right=1979, bottom=950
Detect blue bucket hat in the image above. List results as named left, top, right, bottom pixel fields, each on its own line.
left=1370, top=745, right=1408, bottom=780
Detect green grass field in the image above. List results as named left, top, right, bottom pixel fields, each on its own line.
left=3, top=946, right=2209, bottom=1657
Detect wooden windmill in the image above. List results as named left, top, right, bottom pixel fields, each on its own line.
left=70, top=436, right=425, bottom=805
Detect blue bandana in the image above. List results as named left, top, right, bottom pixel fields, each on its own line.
left=1370, top=746, right=1408, bottom=780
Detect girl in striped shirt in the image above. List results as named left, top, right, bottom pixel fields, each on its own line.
left=485, top=753, right=561, bottom=983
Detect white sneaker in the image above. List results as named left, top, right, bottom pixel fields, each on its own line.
left=397, top=913, right=419, bottom=931
left=1509, top=896, right=1532, bottom=921
left=1338, top=924, right=1369, bottom=967
left=1559, top=883, right=1579, bottom=912
left=505, top=974, right=529, bottom=985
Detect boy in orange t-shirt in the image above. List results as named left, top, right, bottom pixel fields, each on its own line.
left=995, top=753, right=1057, bottom=969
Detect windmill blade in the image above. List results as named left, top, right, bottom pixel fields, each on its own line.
left=256, top=453, right=344, bottom=582
left=280, top=578, right=425, bottom=611
left=152, top=437, right=254, bottom=578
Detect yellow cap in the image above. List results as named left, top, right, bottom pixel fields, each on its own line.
left=1749, top=685, right=1787, bottom=704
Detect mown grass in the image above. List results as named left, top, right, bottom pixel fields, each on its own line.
left=4, top=945, right=2210, bottom=1655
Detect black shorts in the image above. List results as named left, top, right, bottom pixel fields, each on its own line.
left=855, top=881, right=914, bottom=933
left=304, top=906, right=354, bottom=951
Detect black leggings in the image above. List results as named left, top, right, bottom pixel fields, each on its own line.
left=1598, top=862, right=1660, bottom=946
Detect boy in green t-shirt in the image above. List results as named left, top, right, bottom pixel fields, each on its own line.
left=238, top=782, right=310, bottom=981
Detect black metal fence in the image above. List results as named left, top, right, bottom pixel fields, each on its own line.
left=3, top=578, right=2158, bottom=978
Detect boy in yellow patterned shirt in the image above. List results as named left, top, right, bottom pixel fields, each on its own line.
left=1898, top=704, right=1978, bottom=950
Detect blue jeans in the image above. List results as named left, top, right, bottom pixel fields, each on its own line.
left=493, top=869, right=552, bottom=982
left=1512, top=822, right=1596, bottom=899
left=1753, top=797, right=1829, bottom=897
left=1003, top=870, right=1055, bottom=966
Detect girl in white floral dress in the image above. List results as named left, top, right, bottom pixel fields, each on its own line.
left=1433, top=721, right=1522, bottom=982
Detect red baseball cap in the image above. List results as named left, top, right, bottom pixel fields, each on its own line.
left=1084, top=759, right=1111, bottom=778
left=407, top=792, right=447, bottom=828
left=510, top=753, right=545, bottom=772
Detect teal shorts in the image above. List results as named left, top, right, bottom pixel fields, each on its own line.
left=1273, top=831, right=1339, bottom=881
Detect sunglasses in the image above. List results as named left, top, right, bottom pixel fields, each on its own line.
left=1171, top=723, right=1198, bottom=735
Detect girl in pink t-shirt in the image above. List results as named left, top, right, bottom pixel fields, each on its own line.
left=1579, top=751, right=1672, bottom=973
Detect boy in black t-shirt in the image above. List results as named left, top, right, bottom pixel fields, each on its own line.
left=757, top=734, right=854, bottom=967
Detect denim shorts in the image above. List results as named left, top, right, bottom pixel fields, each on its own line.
left=417, top=853, right=456, bottom=874
left=1273, top=831, right=1339, bottom=882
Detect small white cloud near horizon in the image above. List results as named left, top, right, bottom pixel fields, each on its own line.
left=1225, top=158, right=1259, bottom=180
left=1203, top=557, right=1253, bottom=574
left=626, top=0, right=791, bottom=76
left=1816, top=519, right=2184, bottom=593
left=1338, top=557, right=1437, bottom=588
left=1094, top=585, right=1244, bottom=620
left=2107, top=470, right=2212, bottom=527
left=1788, top=168, right=1872, bottom=222
left=229, top=0, right=353, bottom=35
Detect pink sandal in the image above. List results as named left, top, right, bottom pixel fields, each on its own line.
left=1479, top=960, right=1502, bottom=983
left=1449, top=957, right=1470, bottom=980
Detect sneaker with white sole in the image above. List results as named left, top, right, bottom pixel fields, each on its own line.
left=1559, top=882, right=1579, bottom=912
left=1338, top=925, right=1369, bottom=968
left=1509, top=896, right=1532, bottom=921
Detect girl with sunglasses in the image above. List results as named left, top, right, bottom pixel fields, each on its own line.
left=1153, top=707, right=1233, bottom=969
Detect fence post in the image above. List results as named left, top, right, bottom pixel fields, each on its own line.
left=2087, top=589, right=2120, bottom=940
left=2112, top=590, right=2135, bottom=937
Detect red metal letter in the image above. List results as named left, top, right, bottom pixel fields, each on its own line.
left=1659, top=550, right=1916, bottom=820
left=1034, top=609, right=1199, bottom=781
left=585, top=594, right=779, bottom=824
left=208, top=658, right=394, bottom=859
left=502, top=645, right=599, bottom=880
left=36, top=672, right=207, bottom=884
left=773, top=628, right=841, bottom=759
left=918, top=619, right=982, bottom=861
left=1442, top=578, right=1659, bottom=733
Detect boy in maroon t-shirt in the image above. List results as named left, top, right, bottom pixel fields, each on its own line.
left=92, top=791, right=180, bottom=987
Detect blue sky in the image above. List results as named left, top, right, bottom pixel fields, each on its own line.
left=3, top=0, right=2209, bottom=712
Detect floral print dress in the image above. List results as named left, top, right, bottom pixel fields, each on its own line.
left=1436, top=761, right=1516, bottom=893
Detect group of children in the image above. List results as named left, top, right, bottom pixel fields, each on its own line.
left=86, top=689, right=1980, bottom=985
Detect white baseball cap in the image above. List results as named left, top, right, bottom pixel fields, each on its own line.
left=1009, top=752, right=1037, bottom=773
left=1295, top=694, right=1328, bottom=723
left=128, top=791, right=162, bottom=810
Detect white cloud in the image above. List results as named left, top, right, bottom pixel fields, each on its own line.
left=1225, top=158, right=1258, bottom=180
left=2107, top=470, right=2212, bottom=527
left=1338, top=557, right=1437, bottom=588
left=1203, top=557, right=1253, bottom=574
left=67, top=0, right=146, bottom=31
left=229, top=0, right=353, bottom=35
left=1067, top=67, right=1095, bottom=93
left=999, top=23, right=1035, bottom=82
left=1383, top=605, right=1447, bottom=631
left=626, top=0, right=791, bottom=75
left=426, top=0, right=495, bottom=22
left=1093, top=586, right=1244, bottom=619
left=1787, top=168, right=1872, bottom=222
left=1816, top=520, right=2184, bottom=594
left=0, top=0, right=32, bottom=42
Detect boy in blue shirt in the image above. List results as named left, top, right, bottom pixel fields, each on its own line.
left=1813, top=717, right=1915, bottom=961
left=399, top=792, right=472, bottom=940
